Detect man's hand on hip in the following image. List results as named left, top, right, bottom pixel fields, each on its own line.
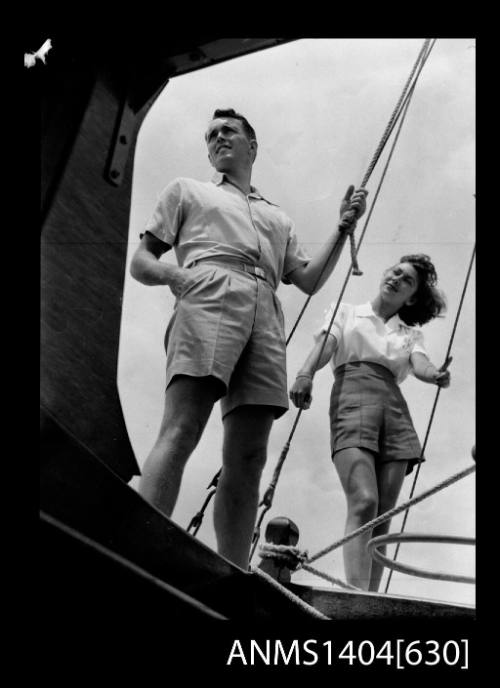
left=168, top=266, right=198, bottom=298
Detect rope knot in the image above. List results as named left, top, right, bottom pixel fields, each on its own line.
left=259, top=543, right=309, bottom=571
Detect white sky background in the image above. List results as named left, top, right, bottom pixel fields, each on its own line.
left=118, top=38, right=475, bottom=607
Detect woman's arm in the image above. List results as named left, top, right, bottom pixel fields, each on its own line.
left=289, top=332, right=338, bottom=409
left=411, top=352, right=451, bottom=388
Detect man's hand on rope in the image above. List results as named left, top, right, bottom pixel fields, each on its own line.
left=339, top=185, right=368, bottom=234
left=289, top=375, right=313, bottom=409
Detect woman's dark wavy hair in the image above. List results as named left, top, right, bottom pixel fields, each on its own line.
left=396, top=254, right=447, bottom=326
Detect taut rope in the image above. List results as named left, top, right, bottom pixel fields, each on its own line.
left=286, top=38, right=435, bottom=345
left=253, top=568, right=330, bottom=619
left=306, top=463, right=475, bottom=564
left=257, top=462, right=474, bottom=590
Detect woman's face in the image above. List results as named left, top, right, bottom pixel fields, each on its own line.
left=380, top=262, right=419, bottom=307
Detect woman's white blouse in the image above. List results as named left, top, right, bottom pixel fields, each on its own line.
left=317, top=302, right=428, bottom=384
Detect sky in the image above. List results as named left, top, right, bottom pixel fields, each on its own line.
left=118, top=38, right=475, bottom=607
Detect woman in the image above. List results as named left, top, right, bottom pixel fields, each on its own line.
left=289, top=254, right=450, bottom=592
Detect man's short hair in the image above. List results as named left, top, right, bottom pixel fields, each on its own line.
left=211, top=108, right=257, bottom=142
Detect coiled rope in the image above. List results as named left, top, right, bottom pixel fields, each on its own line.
left=369, top=533, right=475, bottom=584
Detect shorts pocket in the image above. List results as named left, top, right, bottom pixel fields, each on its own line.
left=179, top=266, right=217, bottom=299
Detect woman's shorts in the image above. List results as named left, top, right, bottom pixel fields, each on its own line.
left=329, top=361, right=423, bottom=475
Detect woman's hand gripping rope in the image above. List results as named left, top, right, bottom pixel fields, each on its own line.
left=434, top=355, right=452, bottom=388
left=290, top=374, right=314, bottom=410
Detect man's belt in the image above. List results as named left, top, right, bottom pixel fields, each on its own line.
left=190, top=256, right=268, bottom=281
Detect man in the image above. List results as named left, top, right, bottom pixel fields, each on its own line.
left=130, top=108, right=367, bottom=569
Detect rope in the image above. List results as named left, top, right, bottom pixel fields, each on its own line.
left=384, top=243, right=476, bottom=592
left=286, top=38, right=435, bottom=345
left=259, top=542, right=308, bottom=569
left=306, top=463, right=475, bottom=564
left=259, top=542, right=360, bottom=591
left=286, top=39, right=436, bottom=346
left=186, top=469, right=221, bottom=534
left=369, top=533, right=475, bottom=584
left=301, top=563, right=361, bottom=592
left=249, top=41, right=435, bottom=562
left=252, top=567, right=329, bottom=619
left=256, top=464, right=475, bottom=590
left=347, top=37, right=434, bottom=275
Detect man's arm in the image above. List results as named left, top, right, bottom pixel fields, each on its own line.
left=130, top=232, right=189, bottom=297
left=287, top=186, right=368, bottom=295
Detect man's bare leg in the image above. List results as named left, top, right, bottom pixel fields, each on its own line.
left=213, top=405, right=275, bottom=569
left=138, top=375, right=223, bottom=517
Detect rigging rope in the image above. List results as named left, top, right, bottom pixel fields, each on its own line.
left=259, top=542, right=360, bottom=590
left=300, top=563, right=361, bottom=591
left=252, top=568, right=330, bottom=619
left=257, top=461, right=474, bottom=589
left=346, top=38, right=434, bottom=275
left=306, top=463, right=475, bottom=564
left=186, top=469, right=220, bottom=534
left=249, top=40, right=435, bottom=562
left=286, top=38, right=435, bottom=344
left=384, top=242, right=476, bottom=592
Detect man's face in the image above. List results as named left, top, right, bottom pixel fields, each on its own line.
left=206, top=117, right=257, bottom=172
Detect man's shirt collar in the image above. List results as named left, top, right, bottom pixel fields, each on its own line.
left=211, top=172, right=278, bottom=206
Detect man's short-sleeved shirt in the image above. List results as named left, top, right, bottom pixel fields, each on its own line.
left=316, top=301, right=428, bottom=384
left=143, top=173, right=310, bottom=290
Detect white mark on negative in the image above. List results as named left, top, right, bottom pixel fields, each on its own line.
left=24, top=38, right=52, bottom=68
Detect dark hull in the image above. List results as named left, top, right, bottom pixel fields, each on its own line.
left=41, top=407, right=474, bottom=622
left=288, top=582, right=474, bottom=621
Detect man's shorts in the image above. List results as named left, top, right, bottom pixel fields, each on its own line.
left=164, top=261, right=289, bottom=419
left=329, top=361, right=423, bottom=475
